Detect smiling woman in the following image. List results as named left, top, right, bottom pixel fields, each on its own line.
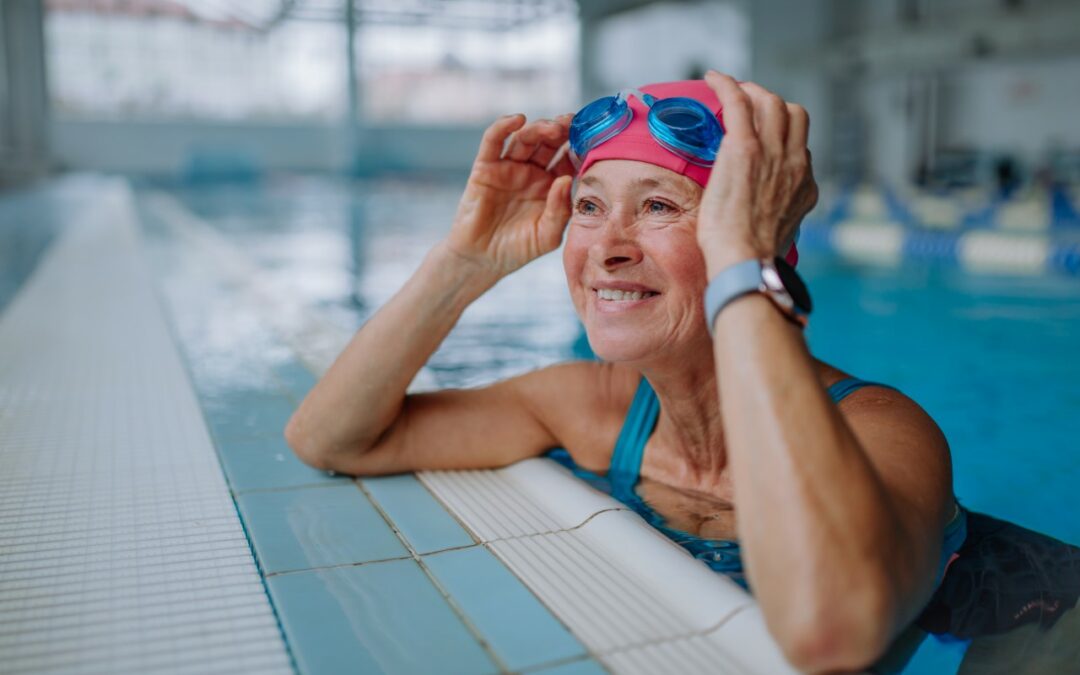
left=285, top=73, right=961, bottom=673
left=565, top=163, right=709, bottom=361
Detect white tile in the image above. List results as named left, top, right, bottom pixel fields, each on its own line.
left=0, top=178, right=291, bottom=674
left=500, top=458, right=628, bottom=527
left=706, top=606, right=799, bottom=675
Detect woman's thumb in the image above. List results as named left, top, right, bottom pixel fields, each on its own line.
left=538, top=176, right=573, bottom=250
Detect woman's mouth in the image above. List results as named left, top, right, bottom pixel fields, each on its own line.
left=591, top=284, right=661, bottom=311
left=595, top=288, right=659, bottom=301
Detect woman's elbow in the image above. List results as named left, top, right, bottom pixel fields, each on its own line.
left=284, top=412, right=335, bottom=471
left=774, top=587, right=893, bottom=673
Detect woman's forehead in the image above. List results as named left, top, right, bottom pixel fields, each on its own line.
left=578, top=160, right=701, bottom=198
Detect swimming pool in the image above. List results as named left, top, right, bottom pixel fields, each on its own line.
left=162, top=175, right=1080, bottom=673
left=167, top=175, right=1080, bottom=541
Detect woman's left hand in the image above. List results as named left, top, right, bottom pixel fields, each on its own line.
left=697, top=71, right=819, bottom=274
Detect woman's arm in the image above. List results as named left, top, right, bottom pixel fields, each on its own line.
left=698, top=72, right=953, bottom=672
left=285, top=113, right=576, bottom=474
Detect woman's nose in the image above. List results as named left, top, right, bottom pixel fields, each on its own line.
left=590, top=217, right=643, bottom=269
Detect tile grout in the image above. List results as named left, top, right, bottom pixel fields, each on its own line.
left=354, top=477, right=513, bottom=675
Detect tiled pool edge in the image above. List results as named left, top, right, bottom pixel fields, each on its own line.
left=142, top=187, right=304, bottom=675
left=142, top=207, right=504, bottom=672
left=0, top=177, right=293, bottom=673
left=141, top=188, right=605, bottom=674
left=143, top=181, right=801, bottom=674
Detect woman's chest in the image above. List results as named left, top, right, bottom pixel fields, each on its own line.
left=633, top=471, right=739, bottom=541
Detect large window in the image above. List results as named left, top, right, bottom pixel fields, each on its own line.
left=44, top=0, right=578, bottom=124
left=358, top=16, right=579, bottom=124
left=45, top=0, right=345, bottom=121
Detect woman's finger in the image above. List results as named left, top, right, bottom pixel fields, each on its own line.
left=529, top=143, right=557, bottom=170
left=785, top=102, right=810, bottom=157
left=502, top=120, right=563, bottom=162
left=704, top=70, right=755, bottom=140
left=501, top=130, right=533, bottom=161
left=527, top=122, right=569, bottom=168
left=545, top=141, right=576, bottom=177
left=739, top=81, right=789, bottom=153
left=537, top=175, right=574, bottom=252
left=476, top=114, right=526, bottom=163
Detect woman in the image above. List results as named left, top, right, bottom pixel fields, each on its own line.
left=285, top=72, right=965, bottom=672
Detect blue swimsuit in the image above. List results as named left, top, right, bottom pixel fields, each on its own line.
left=551, top=376, right=968, bottom=590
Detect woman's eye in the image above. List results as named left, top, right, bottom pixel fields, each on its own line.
left=645, top=199, right=675, bottom=215
left=575, top=199, right=599, bottom=215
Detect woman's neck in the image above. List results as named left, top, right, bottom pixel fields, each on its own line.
left=637, top=349, right=730, bottom=493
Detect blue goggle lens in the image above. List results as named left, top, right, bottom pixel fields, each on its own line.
left=648, top=97, right=723, bottom=167
left=569, top=95, right=632, bottom=159
left=569, top=92, right=723, bottom=166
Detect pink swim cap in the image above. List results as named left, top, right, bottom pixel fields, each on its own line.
left=576, top=79, right=799, bottom=266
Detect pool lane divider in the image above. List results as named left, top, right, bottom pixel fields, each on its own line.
left=802, top=184, right=1080, bottom=276
left=142, top=189, right=606, bottom=674
left=800, top=218, right=1080, bottom=276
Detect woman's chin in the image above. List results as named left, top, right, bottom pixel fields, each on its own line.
left=584, top=328, right=662, bottom=363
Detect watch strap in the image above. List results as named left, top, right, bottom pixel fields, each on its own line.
left=704, top=259, right=762, bottom=336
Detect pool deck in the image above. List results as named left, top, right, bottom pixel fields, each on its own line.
left=0, top=176, right=793, bottom=674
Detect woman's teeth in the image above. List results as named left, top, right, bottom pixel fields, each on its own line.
left=596, top=289, right=657, bottom=301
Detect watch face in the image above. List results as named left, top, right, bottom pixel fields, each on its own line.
left=774, top=257, right=813, bottom=314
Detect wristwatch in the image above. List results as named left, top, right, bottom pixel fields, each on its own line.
left=704, top=257, right=812, bottom=334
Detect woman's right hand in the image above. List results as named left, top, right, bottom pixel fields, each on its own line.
left=444, top=114, right=577, bottom=281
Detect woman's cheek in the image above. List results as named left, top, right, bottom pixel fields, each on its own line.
left=562, top=229, right=590, bottom=311
left=645, top=229, right=708, bottom=288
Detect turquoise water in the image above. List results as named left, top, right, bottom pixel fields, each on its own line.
left=807, top=261, right=1080, bottom=547
left=163, top=176, right=1080, bottom=673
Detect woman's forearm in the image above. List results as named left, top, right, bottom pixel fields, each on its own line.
left=711, top=294, right=921, bottom=669
left=285, top=242, right=498, bottom=468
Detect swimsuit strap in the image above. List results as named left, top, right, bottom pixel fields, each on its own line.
left=608, top=376, right=892, bottom=487
left=600, top=373, right=964, bottom=590
left=827, top=377, right=893, bottom=403
left=608, top=377, right=660, bottom=492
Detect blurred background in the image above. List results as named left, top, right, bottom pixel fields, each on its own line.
left=2, top=0, right=1079, bottom=188
left=2, top=0, right=1079, bottom=541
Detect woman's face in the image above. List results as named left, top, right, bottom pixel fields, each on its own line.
left=563, top=160, right=709, bottom=362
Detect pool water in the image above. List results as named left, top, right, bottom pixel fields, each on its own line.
left=159, top=176, right=1080, bottom=674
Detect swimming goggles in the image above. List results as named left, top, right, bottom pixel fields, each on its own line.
left=568, top=89, right=724, bottom=168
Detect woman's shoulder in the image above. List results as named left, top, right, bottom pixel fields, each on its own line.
left=814, top=360, right=949, bottom=470
left=816, top=360, right=902, bottom=401
left=514, top=360, right=640, bottom=473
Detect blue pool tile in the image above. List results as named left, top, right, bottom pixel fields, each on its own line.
left=363, top=474, right=474, bottom=554
left=236, top=484, right=407, bottom=574
left=267, top=559, right=498, bottom=675
left=529, top=658, right=610, bottom=675
left=201, top=391, right=297, bottom=441
left=424, top=547, right=586, bottom=671
left=273, top=359, right=318, bottom=400
left=216, top=435, right=348, bottom=492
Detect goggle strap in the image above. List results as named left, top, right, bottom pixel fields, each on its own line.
left=548, top=140, right=577, bottom=172
left=617, top=88, right=653, bottom=107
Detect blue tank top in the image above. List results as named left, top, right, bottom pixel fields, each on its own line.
left=597, top=376, right=967, bottom=590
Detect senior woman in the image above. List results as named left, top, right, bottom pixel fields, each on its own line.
left=286, top=71, right=965, bottom=672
